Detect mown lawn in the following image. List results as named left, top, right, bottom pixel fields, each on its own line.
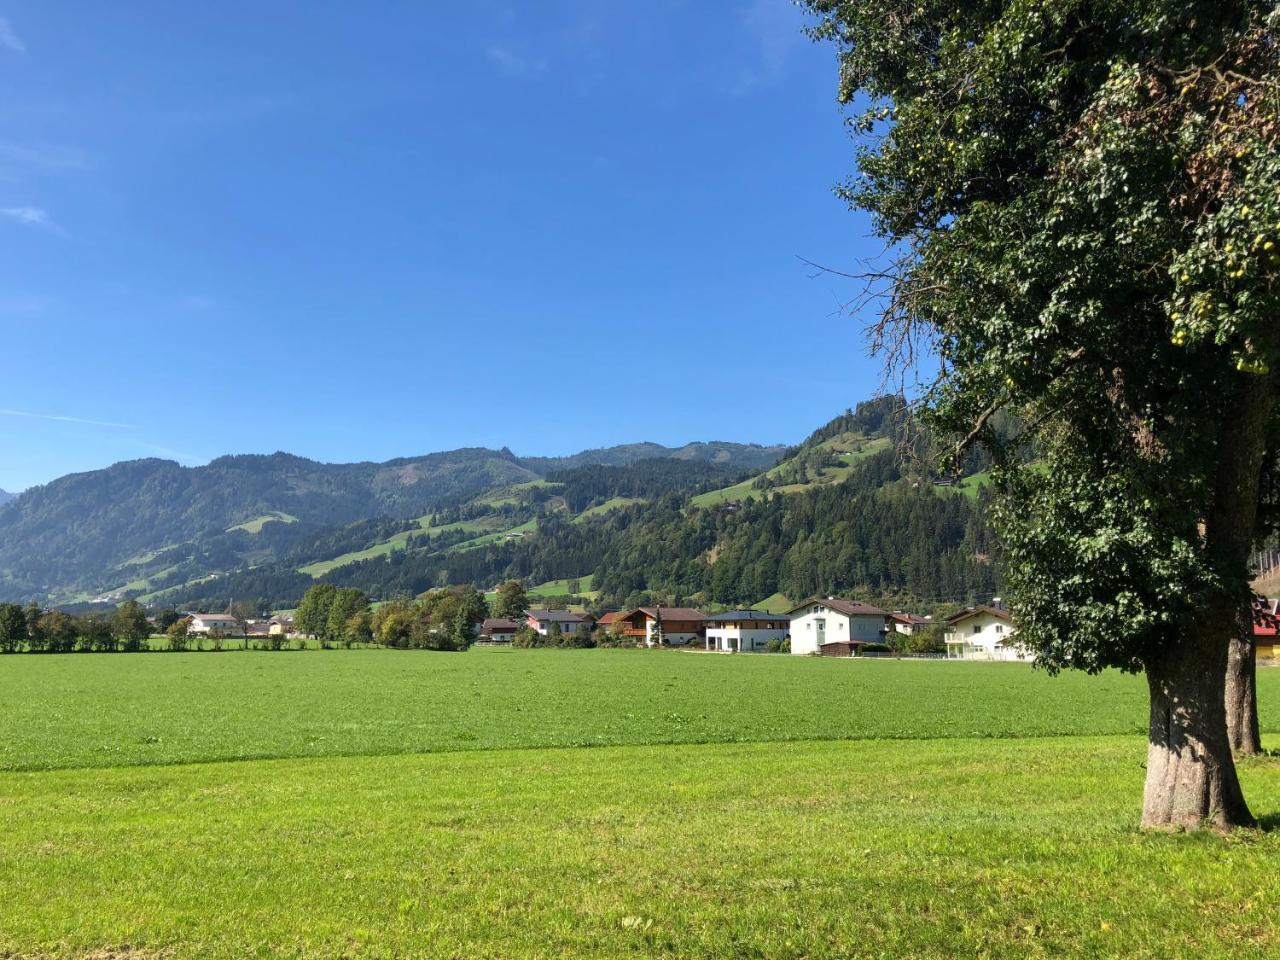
left=0, top=648, right=1220, bottom=771
left=4, top=651, right=1280, bottom=958
left=4, top=736, right=1280, bottom=959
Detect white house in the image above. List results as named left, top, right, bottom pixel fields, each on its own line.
left=525, top=609, right=593, bottom=637
left=788, top=598, right=888, bottom=656
left=478, top=617, right=520, bottom=644
left=703, top=611, right=789, bottom=652
left=944, top=606, right=1024, bottom=660
left=187, top=613, right=242, bottom=636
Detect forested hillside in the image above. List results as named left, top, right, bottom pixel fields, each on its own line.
left=152, top=399, right=1002, bottom=613
left=0, top=439, right=782, bottom=603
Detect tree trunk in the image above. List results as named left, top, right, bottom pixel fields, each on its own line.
left=1226, top=634, right=1262, bottom=755
left=1143, top=633, right=1254, bottom=830
left=1141, top=364, right=1275, bottom=829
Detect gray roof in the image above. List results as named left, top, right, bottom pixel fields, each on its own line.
left=527, top=609, right=590, bottom=623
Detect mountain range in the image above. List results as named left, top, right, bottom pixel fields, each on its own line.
left=0, top=439, right=785, bottom=604
left=0, top=400, right=1000, bottom=612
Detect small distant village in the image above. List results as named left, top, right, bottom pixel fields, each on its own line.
left=181, top=598, right=1023, bottom=661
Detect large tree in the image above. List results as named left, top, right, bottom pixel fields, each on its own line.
left=803, top=0, right=1280, bottom=828
left=296, top=583, right=338, bottom=646
left=112, top=599, right=152, bottom=653
left=492, top=580, right=529, bottom=620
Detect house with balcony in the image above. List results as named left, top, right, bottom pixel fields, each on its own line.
left=703, top=611, right=789, bottom=652
left=613, top=607, right=705, bottom=646
left=944, top=605, right=1024, bottom=660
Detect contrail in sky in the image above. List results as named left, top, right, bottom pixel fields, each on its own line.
left=0, top=408, right=139, bottom=429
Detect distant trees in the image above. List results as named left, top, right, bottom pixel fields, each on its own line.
left=296, top=583, right=338, bottom=645
left=166, top=616, right=192, bottom=652
left=326, top=588, right=369, bottom=648
left=227, top=600, right=257, bottom=649
left=0, top=602, right=27, bottom=653
left=112, top=600, right=151, bottom=653
left=492, top=580, right=528, bottom=619
left=369, top=586, right=486, bottom=651
left=154, top=608, right=181, bottom=632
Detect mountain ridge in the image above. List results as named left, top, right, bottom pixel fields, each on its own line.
left=0, top=438, right=787, bottom=603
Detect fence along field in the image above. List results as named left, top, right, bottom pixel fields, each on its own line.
left=3, top=650, right=1280, bottom=959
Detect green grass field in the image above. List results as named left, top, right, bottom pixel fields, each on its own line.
left=690, top=433, right=890, bottom=508
left=226, top=511, right=299, bottom=534
left=4, top=651, right=1280, bottom=958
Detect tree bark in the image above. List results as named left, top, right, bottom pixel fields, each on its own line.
left=1143, top=633, right=1254, bottom=830
left=1226, top=634, right=1262, bottom=755
left=1141, top=364, right=1275, bottom=829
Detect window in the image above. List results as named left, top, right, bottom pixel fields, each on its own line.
left=995, top=625, right=1003, bottom=634
left=972, top=625, right=981, bottom=635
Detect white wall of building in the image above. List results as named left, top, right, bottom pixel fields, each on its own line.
left=645, top=621, right=699, bottom=646
left=705, top=624, right=788, bottom=652
left=946, top=612, right=1024, bottom=660
left=789, top=603, right=885, bottom=655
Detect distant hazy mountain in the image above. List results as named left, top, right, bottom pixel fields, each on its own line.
left=0, top=439, right=785, bottom=603
left=0, top=489, right=14, bottom=508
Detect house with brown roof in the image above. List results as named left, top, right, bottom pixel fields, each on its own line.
left=478, top=618, right=520, bottom=644
left=787, top=597, right=888, bottom=656
left=613, top=607, right=705, bottom=646
left=887, top=611, right=931, bottom=635
left=944, top=605, right=1023, bottom=660
left=596, top=611, right=626, bottom=633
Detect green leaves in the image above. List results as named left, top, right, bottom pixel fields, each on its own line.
left=805, top=0, right=1280, bottom=670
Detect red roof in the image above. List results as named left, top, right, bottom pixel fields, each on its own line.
left=1253, top=599, right=1279, bottom=638
left=596, top=612, right=625, bottom=626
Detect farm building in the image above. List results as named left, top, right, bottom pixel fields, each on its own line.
left=526, top=610, right=593, bottom=637
left=944, top=606, right=1024, bottom=660
left=613, top=607, right=705, bottom=646
left=703, top=611, right=789, bottom=652
left=478, top=618, right=520, bottom=644
left=187, top=613, right=242, bottom=636
left=268, top=615, right=295, bottom=637
left=787, top=598, right=888, bottom=656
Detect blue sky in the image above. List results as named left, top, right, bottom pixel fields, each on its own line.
left=0, top=1, right=886, bottom=492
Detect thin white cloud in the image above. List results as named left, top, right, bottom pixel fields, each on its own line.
left=0, top=205, right=63, bottom=234
left=487, top=45, right=547, bottom=78
left=729, top=0, right=805, bottom=96
left=0, top=408, right=140, bottom=429
left=0, top=141, right=91, bottom=176
left=0, top=17, right=25, bottom=54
